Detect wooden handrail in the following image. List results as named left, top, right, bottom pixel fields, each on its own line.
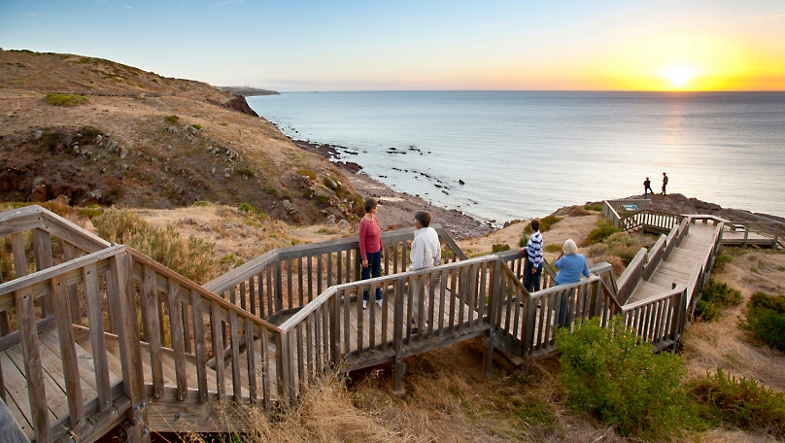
left=0, top=245, right=125, bottom=298
left=205, top=224, right=463, bottom=295
left=126, top=248, right=282, bottom=333
left=278, top=254, right=495, bottom=332
left=622, top=284, right=686, bottom=311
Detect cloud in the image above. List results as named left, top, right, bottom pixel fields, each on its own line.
left=26, top=12, right=38, bottom=16
left=124, top=5, right=131, bottom=8
left=220, top=0, right=244, bottom=4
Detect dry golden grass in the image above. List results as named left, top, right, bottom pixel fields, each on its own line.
left=180, top=344, right=629, bottom=443
left=682, top=248, right=785, bottom=393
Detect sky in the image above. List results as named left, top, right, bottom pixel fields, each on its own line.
left=1, top=0, right=784, bottom=92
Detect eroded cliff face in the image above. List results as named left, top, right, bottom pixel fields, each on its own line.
left=0, top=49, right=364, bottom=224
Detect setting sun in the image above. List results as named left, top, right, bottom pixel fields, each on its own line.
left=662, top=65, right=699, bottom=89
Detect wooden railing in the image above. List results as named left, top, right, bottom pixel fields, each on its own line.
left=0, top=206, right=290, bottom=441
left=0, top=245, right=141, bottom=443
left=125, top=249, right=285, bottom=413
left=619, top=209, right=684, bottom=233
left=496, top=250, right=558, bottom=290
left=723, top=221, right=783, bottom=249
left=204, top=225, right=467, bottom=324
left=274, top=254, right=502, bottom=393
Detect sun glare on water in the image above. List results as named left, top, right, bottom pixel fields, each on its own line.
left=662, top=65, right=699, bottom=89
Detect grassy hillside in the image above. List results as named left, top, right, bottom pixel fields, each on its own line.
left=0, top=49, right=362, bottom=223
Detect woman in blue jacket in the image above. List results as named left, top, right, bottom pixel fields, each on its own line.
left=554, top=239, right=591, bottom=327
left=554, top=239, right=590, bottom=285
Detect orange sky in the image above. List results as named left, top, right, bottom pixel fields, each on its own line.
left=1, top=1, right=784, bottom=91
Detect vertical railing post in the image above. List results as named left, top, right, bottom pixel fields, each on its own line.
left=32, top=228, right=55, bottom=317
left=274, top=261, right=283, bottom=313
left=483, top=260, right=501, bottom=378
left=15, top=286, right=50, bottom=443
left=52, top=274, right=87, bottom=437
left=743, top=224, right=750, bottom=248
left=110, top=252, right=149, bottom=443
left=392, top=280, right=405, bottom=394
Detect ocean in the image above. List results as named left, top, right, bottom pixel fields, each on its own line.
left=247, top=91, right=785, bottom=224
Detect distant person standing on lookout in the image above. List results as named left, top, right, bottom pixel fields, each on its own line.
left=643, top=177, right=654, bottom=199
left=662, top=172, right=669, bottom=195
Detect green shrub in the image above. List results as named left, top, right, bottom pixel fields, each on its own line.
left=296, top=169, right=317, bottom=180
left=45, top=93, right=87, bottom=107
left=583, top=219, right=621, bottom=245
left=491, top=243, right=510, bottom=253
left=523, top=215, right=562, bottom=234
left=556, top=316, right=692, bottom=440
left=77, top=208, right=102, bottom=219
left=238, top=202, right=256, bottom=213
left=688, top=367, right=785, bottom=438
left=739, top=291, right=785, bottom=352
left=713, top=253, right=733, bottom=271
left=694, top=280, right=743, bottom=322
left=602, top=232, right=640, bottom=265
left=544, top=243, right=562, bottom=253
left=584, top=204, right=603, bottom=212
left=236, top=167, right=254, bottom=179
left=192, top=200, right=212, bottom=207
left=165, top=115, right=179, bottom=124
left=191, top=124, right=202, bottom=130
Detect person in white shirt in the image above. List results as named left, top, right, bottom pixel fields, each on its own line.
left=409, top=211, right=441, bottom=333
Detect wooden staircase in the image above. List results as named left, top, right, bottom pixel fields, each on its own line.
left=0, top=203, right=728, bottom=442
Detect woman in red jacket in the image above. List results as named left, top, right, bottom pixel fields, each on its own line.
left=359, top=197, right=384, bottom=309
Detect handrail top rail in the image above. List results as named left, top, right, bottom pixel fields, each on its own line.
left=126, top=248, right=283, bottom=333
left=530, top=274, right=603, bottom=297
left=0, top=204, right=112, bottom=250
left=622, top=284, right=686, bottom=311
left=682, top=214, right=728, bottom=223
left=205, top=224, right=460, bottom=294
left=0, top=244, right=126, bottom=298
left=278, top=252, right=500, bottom=332
left=0, top=203, right=50, bottom=224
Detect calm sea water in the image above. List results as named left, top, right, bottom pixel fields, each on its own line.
left=247, top=91, right=785, bottom=224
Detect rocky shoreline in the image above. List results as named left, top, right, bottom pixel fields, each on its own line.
left=290, top=139, right=491, bottom=239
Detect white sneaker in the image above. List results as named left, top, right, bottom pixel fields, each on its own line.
left=375, top=299, right=383, bottom=308
left=362, top=300, right=367, bottom=309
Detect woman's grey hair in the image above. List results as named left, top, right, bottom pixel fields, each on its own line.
left=563, top=239, right=578, bottom=255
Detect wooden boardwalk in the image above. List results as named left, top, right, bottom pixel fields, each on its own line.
left=0, top=204, right=736, bottom=442
left=627, top=223, right=718, bottom=306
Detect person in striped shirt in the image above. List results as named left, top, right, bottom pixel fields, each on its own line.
left=518, top=218, right=543, bottom=292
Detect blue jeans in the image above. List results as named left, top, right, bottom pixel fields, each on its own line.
left=523, top=259, right=542, bottom=292
left=362, top=250, right=383, bottom=301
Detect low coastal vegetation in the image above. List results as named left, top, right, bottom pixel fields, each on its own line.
left=688, top=367, right=785, bottom=439
left=557, top=317, right=692, bottom=440
left=93, top=209, right=217, bottom=283
left=694, top=280, right=743, bottom=322
left=583, top=218, right=621, bottom=245
left=44, top=92, right=87, bottom=106
left=740, top=291, right=785, bottom=352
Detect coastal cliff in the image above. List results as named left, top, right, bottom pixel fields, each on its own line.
left=0, top=49, right=363, bottom=223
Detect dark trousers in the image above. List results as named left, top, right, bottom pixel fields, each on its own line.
left=362, top=249, right=383, bottom=301
left=523, top=258, right=542, bottom=292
